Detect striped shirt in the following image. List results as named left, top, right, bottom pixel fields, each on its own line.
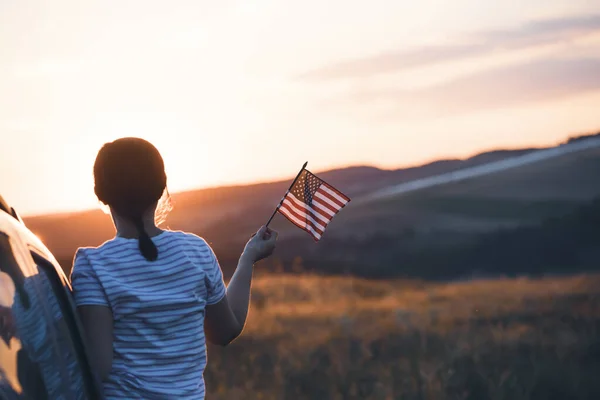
left=70, top=230, right=226, bottom=399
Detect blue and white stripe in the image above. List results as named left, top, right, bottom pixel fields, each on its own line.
left=70, top=230, right=226, bottom=399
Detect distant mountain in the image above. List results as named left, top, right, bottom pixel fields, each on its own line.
left=21, top=131, right=600, bottom=279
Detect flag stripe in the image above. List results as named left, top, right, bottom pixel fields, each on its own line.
left=280, top=199, right=326, bottom=232
left=279, top=205, right=325, bottom=237
left=278, top=206, right=322, bottom=240
left=284, top=194, right=330, bottom=224
left=318, top=188, right=346, bottom=209
left=314, top=191, right=342, bottom=213
left=282, top=197, right=328, bottom=231
left=311, top=198, right=336, bottom=217
left=321, top=185, right=350, bottom=205
left=321, top=183, right=351, bottom=202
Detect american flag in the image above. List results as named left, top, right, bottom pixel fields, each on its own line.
left=277, top=169, right=350, bottom=241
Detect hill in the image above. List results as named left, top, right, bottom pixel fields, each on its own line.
left=20, top=131, right=600, bottom=279
left=268, top=140, right=600, bottom=279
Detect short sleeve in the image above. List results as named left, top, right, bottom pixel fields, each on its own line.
left=70, top=249, right=110, bottom=308
left=204, top=243, right=226, bottom=305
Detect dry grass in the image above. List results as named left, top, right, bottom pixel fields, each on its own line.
left=205, top=273, right=600, bottom=399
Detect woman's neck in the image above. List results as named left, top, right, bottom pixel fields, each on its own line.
left=113, top=215, right=164, bottom=239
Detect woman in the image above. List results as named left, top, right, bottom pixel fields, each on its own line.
left=70, top=137, right=277, bottom=399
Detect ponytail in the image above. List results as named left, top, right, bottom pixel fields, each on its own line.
left=133, top=217, right=158, bottom=261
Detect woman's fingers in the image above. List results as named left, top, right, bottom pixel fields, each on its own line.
left=245, top=227, right=279, bottom=262
left=251, top=226, right=275, bottom=240
left=257, top=226, right=268, bottom=237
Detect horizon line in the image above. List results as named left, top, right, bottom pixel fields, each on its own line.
left=17, top=129, right=599, bottom=219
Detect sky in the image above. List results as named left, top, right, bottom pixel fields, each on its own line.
left=1, top=0, right=600, bottom=216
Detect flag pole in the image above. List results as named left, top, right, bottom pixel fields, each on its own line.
left=265, top=161, right=308, bottom=228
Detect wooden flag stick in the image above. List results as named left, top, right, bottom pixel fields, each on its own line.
left=265, top=161, right=308, bottom=228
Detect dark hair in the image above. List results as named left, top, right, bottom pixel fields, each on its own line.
left=93, top=137, right=167, bottom=261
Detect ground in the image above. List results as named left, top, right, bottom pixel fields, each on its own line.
left=205, top=273, right=600, bottom=400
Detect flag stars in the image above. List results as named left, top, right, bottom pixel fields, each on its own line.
left=290, top=170, right=327, bottom=205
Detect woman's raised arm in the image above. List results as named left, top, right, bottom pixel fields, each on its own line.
left=204, top=226, right=277, bottom=346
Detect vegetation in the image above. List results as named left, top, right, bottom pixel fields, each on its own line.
left=252, top=196, right=600, bottom=281
left=205, top=273, right=600, bottom=399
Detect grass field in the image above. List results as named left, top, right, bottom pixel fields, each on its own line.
left=205, top=273, right=600, bottom=399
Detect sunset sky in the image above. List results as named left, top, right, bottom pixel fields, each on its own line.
left=1, top=0, right=600, bottom=216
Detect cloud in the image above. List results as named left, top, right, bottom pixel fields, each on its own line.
left=299, top=14, right=600, bottom=81
left=353, top=57, right=600, bottom=116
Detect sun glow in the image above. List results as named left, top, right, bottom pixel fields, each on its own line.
left=2, top=1, right=600, bottom=216
left=82, top=114, right=243, bottom=194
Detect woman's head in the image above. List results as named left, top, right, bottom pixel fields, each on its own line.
left=93, top=137, right=167, bottom=261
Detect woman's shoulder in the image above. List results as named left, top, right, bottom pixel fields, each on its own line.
left=163, top=229, right=212, bottom=247
left=70, top=246, right=98, bottom=279
left=71, top=236, right=132, bottom=271
left=74, top=236, right=123, bottom=257
left=162, top=231, right=217, bottom=261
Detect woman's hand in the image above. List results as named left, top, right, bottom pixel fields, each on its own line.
left=243, top=226, right=278, bottom=263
